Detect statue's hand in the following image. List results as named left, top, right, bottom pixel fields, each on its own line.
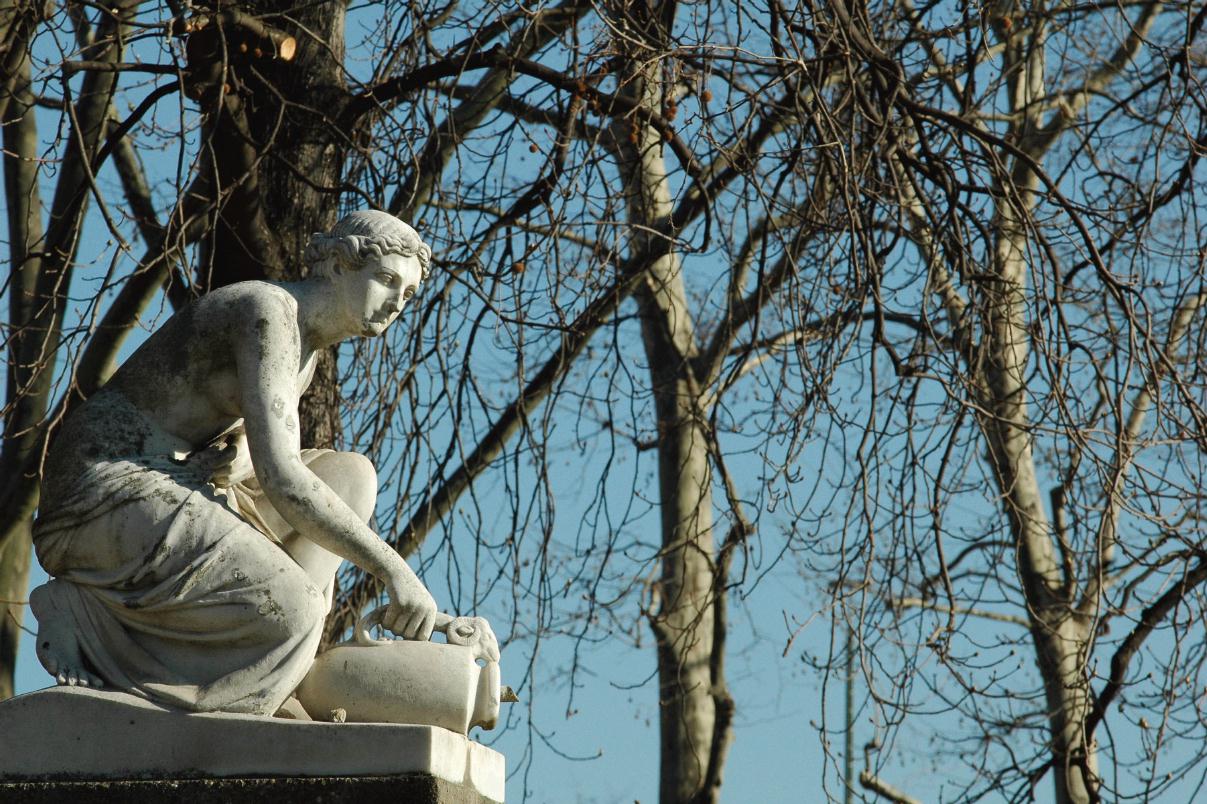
left=203, top=426, right=254, bottom=489
left=382, top=575, right=438, bottom=642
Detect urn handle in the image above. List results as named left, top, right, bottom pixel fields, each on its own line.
left=355, top=606, right=500, bottom=662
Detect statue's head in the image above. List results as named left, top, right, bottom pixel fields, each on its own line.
left=303, top=210, right=432, bottom=281
left=305, top=210, right=432, bottom=338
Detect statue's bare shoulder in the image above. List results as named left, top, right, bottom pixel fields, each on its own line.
left=105, top=281, right=304, bottom=444
left=208, top=281, right=303, bottom=363
left=196, top=280, right=300, bottom=346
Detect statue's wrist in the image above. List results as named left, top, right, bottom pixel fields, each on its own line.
left=380, top=555, right=416, bottom=588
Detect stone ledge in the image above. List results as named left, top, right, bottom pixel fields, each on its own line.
left=0, top=774, right=492, bottom=803
left=0, top=687, right=503, bottom=802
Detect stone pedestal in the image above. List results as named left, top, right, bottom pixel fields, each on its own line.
left=0, top=687, right=503, bottom=803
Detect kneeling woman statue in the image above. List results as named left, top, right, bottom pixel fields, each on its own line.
left=31, top=210, right=441, bottom=716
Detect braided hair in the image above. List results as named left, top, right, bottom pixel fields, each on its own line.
left=303, top=210, right=432, bottom=281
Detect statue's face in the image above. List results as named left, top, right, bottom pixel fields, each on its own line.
left=337, top=251, right=423, bottom=338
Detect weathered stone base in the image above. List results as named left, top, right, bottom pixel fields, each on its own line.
left=0, top=687, right=503, bottom=803
left=1, top=774, right=491, bottom=803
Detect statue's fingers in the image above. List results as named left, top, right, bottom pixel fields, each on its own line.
left=402, top=608, right=426, bottom=640
left=417, top=610, right=436, bottom=642
left=382, top=604, right=406, bottom=636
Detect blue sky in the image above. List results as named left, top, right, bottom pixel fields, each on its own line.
left=9, top=2, right=1207, bottom=802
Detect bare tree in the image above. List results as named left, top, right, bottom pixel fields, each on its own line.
left=773, top=2, right=1207, bottom=803
left=4, top=1, right=747, bottom=799
left=344, top=1, right=1207, bottom=801
left=4, top=2, right=1206, bottom=803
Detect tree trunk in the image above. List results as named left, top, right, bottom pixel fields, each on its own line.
left=244, top=0, right=348, bottom=450
left=0, top=1, right=49, bottom=699
left=0, top=0, right=159, bottom=698
left=636, top=234, right=718, bottom=802
left=0, top=517, right=32, bottom=700
left=612, top=22, right=726, bottom=797
left=190, top=0, right=349, bottom=448
left=971, top=20, right=1100, bottom=802
left=980, top=206, right=1096, bottom=804
left=646, top=381, right=719, bottom=804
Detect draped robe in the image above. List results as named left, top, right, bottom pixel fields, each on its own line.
left=31, top=388, right=327, bottom=715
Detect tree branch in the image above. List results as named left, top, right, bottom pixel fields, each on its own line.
left=1022, top=1, right=1165, bottom=159
left=0, top=0, right=47, bottom=125
left=352, top=46, right=703, bottom=191
left=328, top=240, right=667, bottom=637
left=891, top=597, right=1030, bottom=627
left=171, top=8, right=297, bottom=62
left=1086, top=558, right=1207, bottom=735
left=385, top=4, right=589, bottom=218
left=860, top=771, right=923, bottom=804
left=90, top=81, right=180, bottom=173
left=435, top=81, right=608, bottom=142
left=106, top=111, right=192, bottom=310
left=0, top=0, right=137, bottom=543
left=697, top=180, right=833, bottom=390
left=1082, top=291, right=1207, bottom=609
left=62, top=60, right=178, bottom=74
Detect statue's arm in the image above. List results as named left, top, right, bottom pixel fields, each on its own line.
left=232, top=293, right=437, bottom=640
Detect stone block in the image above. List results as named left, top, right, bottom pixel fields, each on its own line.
left=0, top=687, right=503, bottom=803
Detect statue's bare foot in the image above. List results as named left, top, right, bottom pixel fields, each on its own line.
left=29, top=584, right=103, bottom=688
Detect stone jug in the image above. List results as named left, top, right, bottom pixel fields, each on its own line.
left=296, top=607, right=504, bottom=733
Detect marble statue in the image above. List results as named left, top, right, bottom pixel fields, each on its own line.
left=28, top=210, right=497, bottom=720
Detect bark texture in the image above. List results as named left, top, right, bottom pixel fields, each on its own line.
left=190, top=0, right=349, bottom=448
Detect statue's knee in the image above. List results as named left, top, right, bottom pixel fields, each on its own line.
left=262, top=570, right=327, bottom=640
left=311, top=451, right=376, bottom=522
left=301, top=582, right=328, bottom=630
left=339, top=451, right=377, bottom=488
